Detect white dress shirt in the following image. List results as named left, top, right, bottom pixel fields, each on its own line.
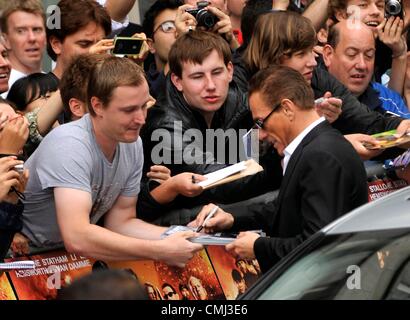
left=282, top=117, right=326, bottom=175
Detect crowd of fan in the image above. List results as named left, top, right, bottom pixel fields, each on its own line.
left=1, top=0, right=410, bottom=297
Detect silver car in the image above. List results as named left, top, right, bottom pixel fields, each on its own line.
left=240, top=186, right=410, bottom=300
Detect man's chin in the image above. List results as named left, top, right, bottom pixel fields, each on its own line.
left=121, top=131, right=140, bottom=143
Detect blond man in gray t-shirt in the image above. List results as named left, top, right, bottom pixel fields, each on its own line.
left=21, top=56, right=202, bottom=268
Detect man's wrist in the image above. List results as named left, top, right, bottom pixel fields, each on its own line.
left=392, top=43, right=408, bottom=59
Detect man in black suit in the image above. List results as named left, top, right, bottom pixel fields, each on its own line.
left=190, top=66, right=368, bottom=273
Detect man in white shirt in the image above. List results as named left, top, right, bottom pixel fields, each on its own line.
left=0, top=0, right=46, bottom=97
left=190, top=66, right=368, bottom=272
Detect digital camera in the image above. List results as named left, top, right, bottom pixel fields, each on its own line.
left=385, top=0, right=403, bottom=18
left=186, top=1, right=218, bottom=30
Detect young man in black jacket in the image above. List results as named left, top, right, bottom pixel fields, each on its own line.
left=140, top=30, right=281, bottom=223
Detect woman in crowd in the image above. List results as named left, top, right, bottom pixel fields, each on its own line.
left=7, top=73, right=61, bottom=157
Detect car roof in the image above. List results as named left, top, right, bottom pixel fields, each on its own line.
left=323, top=186, right=410, bottom=235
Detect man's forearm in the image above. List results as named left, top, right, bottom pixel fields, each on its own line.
left=302, top=0, right=329, bottom=31
left=105, top=0, right=136, bottom=22
left=105, top=216, right=167, bottom=240
left=64, top=223, right=164, bottom=261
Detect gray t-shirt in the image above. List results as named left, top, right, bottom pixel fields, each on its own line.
left=22, top=114, right=143, bottom=247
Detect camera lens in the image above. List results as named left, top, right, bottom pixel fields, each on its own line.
left=196, top=10, right=216, bottom=29
left=385, top=0, right=401, bottom=15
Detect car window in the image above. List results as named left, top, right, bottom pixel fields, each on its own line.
left=385, top=258, right=410, bottom=300
left=258, top=229, right=410, bottom=300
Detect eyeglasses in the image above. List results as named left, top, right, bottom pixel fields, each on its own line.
left=253, top=102, right=282, bottom=130
left=153, top=20, right=176, bottom=34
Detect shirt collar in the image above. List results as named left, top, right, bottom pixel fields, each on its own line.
left=282, top=117, right=326, bottom=174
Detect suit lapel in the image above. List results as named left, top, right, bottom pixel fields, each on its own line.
left=275, top=121, right=330, bottom=211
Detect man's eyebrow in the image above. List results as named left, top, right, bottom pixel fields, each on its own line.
left=188, top=71, right=204, bottom=76
left=345, top=47, right=360, bottom=52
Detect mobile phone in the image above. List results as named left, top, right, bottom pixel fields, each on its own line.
left=111, top=37, right=143, bottom=55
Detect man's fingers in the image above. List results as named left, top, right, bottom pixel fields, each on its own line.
left=147, top=172, right=169, bottom=180
left=150, top=165, right=171, bottom=174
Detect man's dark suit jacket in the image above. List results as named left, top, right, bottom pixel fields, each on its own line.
left=231, top=121, right=368, bottom=273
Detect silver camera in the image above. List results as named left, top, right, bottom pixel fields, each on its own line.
left=385, top=0, right=403, bottom=18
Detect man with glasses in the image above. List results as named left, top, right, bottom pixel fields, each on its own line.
left=162, top=283, right=180, bottom=300
left=190, top=66, right=368, bottom=273
left=143, top=0, right=183, bottom=98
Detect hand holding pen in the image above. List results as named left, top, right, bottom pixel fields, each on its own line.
left=196, top=205, right=219, bottom=233
left=187, top=204, right=235, bottom=233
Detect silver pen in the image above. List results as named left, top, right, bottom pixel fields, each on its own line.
left=196, top=206, right=219, bottom=233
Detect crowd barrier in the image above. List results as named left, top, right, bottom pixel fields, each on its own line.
left=0, top=246, right=261, bottom=300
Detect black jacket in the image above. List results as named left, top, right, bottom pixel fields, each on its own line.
left=141, top=73, right=252, bottom=175
left=138, top=73, right=282, bottom=221
left=0, top=200, right=24, bottom=261
left=231, top=121, right=368, bottom=273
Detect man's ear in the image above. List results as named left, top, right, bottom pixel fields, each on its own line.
left=90, top=96, right=104, bottom=117
left=282, top=99, right=296, bottom=121
left=226, top=61, right=234, bottom=83
left=2, top=33, right=11, bottom=50
left=322, top=44, right=334, bottom=68
left=49, top=36, right=63, bottom=56
left=146, top=38, right=156, bottom=54
left=171, top=73, right=183, bottom=92
left=69, top=98, right=87, bottom=119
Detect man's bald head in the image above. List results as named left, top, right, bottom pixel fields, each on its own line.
left=328, top=19, right=375, bottom=50
left=323, top=19, right=376, bottom=96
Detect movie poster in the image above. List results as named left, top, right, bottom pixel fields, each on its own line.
left=107, top=249, right=225, bottom=300
left=4, top=247, right=258, bottom=300
left=0, top=272, right=16, bottom=300
left=104, top=260, right=163, bottom=299
left=206, top=246, right=262, bottom=300
left=6, top=250, right=92, bottom=300
left=367, top=177, right=408, bottom=201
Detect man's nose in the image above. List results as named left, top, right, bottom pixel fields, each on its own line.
left=205, top=75, right=216, bottom=90
left=355, top=54, right=367, bottom=70
left=27, top=30, right=36, bottom=41
left=258, top=129, right=268, bottom=141
left=134, top=109, right=146, bottom=124
left=368, top=2, right=381, bottom=16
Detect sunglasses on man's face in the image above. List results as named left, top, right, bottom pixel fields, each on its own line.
left=163, top=291, right=176, bottom=299
left=253, top=102, right=282, bottom=130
